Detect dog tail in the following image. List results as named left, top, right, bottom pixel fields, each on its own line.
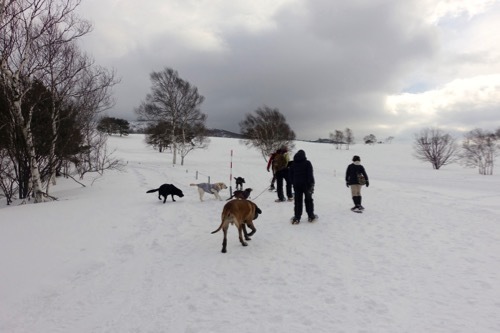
left=225, top=195, right=234, bottom=201
left=211, top=225, right=222, bottom=234
left=146, top=189, right=158, bottom=193
left=190, top=183, right=197, bottom=187
left=212, top=208, right=231, bottom=234
left=211, top=219, right=225, bottom=234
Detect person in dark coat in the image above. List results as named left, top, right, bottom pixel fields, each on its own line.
left=289, top=149, right=317, bottom=224
left=268, top=146, right=293, bottom=202
left=345, top=155, right=369, bottom=212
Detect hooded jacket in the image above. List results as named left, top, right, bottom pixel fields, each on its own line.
left=289, top=150, right=314, bottom=187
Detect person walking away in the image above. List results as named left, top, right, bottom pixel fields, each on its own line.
left=345, top=155, right=369, bottom=212
left=266, top=151, right=277, bottom=191
left=271, top=146, right=293, bottom=202
left=289, top=149, right=317, bottom=224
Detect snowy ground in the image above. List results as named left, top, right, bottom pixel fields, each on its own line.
left=1, top=135, right=499, bottom=333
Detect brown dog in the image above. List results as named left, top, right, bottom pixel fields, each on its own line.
left=211, top=199, right=262, bottom=253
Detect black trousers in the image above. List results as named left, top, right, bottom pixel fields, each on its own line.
left=276, top=168, right=293, bottom=200
left=293, top=183, right=314, bottom=219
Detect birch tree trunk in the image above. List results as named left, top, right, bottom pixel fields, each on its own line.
left=0, top=0, right=93, bottom=202
left=11, top=92, right=45, bottom=202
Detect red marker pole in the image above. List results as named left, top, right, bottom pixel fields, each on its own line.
left=229, top=150, right=233, bottom=197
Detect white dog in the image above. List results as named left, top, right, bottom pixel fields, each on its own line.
left=190, top=182, right=227, bottom=201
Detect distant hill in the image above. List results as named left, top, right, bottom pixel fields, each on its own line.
left=129, top=121, right=245, bottom=139
left=130, top=121, right=336, bottom=142
left=206, top=128, right=245, bottom=139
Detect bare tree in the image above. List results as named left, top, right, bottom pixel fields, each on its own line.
left=344, top=128, right=354, bottom=150
left=176, top=95, right=209, bottom=165
left=385, top=136, right=395, bottom=144
left=459, top=128, right=499, bottom=175
left=0, top=0, right=94, bottom=202
left=413, top=128, right=458, bottom=169
left=74, top=133, right=123, bottom=181
left=177, top=123, right=210, bottom=165
left=136, top=67, right=206, bottom=165
left=239, top=105, right=295, bottom=161
left=39, top=40, right=96, bottom=194
left=330, top=130, right=344, bottom=149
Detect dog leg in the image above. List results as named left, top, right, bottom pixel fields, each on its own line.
left=238, top=225, right=248, bottom=247
left=221, top=226, right=228, bottom=253
left=242, top=224, right=252, bottom=241
left=246, top=222, right=256, bottom=237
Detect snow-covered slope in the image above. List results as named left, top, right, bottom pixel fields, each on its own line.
left=1, top=135, right=499, bottom=333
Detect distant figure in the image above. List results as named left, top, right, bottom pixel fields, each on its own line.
left=268, top=146, right=293, bottom=202
left=345, top=155, right=369, bottom=213
left=266, top=152, right=277, bottom=191
left=289, top=150, right=317, bottom=224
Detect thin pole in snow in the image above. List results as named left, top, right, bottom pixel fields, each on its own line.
left=229, top=150, right=233, bottom=197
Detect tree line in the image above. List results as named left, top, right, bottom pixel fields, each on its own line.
left=1, top=0, right=118, bottom=204
left=327, top=130, right=395, bottom=149
left=133, top=67, right=398, bottom=166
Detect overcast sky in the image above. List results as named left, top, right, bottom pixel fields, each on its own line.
left=77, top=0, right=500, bottom=140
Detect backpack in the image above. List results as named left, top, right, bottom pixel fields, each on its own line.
left=272, top=153, right=288, bottom=172
left=357, top=173, right=366, bottom=185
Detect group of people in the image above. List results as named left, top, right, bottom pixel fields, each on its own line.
left=267, top=146, right=369, bottom=223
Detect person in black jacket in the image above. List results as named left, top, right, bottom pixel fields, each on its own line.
left=289, top=149, right=317, bottom=224
left=345, top=155, right=369, bottom=212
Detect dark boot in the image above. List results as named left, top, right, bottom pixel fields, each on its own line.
left=358, top=196, right=364, bottom=210
left=350, top=197, right=358, bottom=211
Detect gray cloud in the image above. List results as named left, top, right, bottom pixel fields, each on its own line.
left=82, top=0, right=500, bottom=140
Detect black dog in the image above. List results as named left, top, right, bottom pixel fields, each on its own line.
left=235, top=177, right=245, bottom=190
left=147, top=184, right=184, bottom=203
left=226, top=188, right=253, bottom=201
left=254, top=204, right=262, bottom=220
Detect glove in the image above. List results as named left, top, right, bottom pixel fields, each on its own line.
left=346, top=182, right=349, bottom=188
left=267, top=168, right=270, bottom=172
left=366, top=181, right=369, bottom=187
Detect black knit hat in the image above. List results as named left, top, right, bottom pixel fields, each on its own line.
left=352, top=155, right=360, bottom=162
